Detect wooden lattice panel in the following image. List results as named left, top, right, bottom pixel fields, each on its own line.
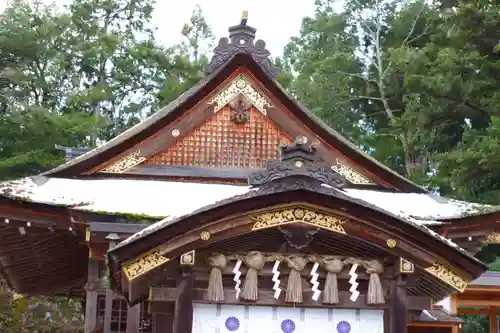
left=144, top=107, right=291, bottom=168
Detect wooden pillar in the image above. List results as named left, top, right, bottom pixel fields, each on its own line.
left=126, top=303, right=141, bottom=333
left=450, top=294, right=459, bottom=333
left=84, top=260, right=99, bottom=333
left=390, top=279, right=408, bottom=333
left=104, top=233, right=120, bottom=333
left=172, top=273, right=194, bottom=333
left=490, top=306, right=498, bottom=333
left=103, top=288, right=114, bottom=333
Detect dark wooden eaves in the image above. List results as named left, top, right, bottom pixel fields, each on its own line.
left=108, top=180, right=486, bottom=287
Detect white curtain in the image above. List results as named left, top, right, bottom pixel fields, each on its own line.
left=192, top=303, right=384, bottom=333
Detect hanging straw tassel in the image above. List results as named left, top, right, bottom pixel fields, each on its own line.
left=365, top=260, right=385, bottom=304
left=285, top=255, right=307, bottom=303
left=207, top=253, right=227, bottom=301
left=240, top=251, right=265, bottom=301
left=321, top=256, right=343, bottom=304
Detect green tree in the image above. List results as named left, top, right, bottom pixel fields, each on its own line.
left=283, top=0, right=498, bottom=186
left=0, top=0, right=98, bottom=180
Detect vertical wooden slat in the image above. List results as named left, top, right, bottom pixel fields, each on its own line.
left=390, top=280, right=408, bottom=333
left=490, top=306, right=498, bottom=333
left=84, top=260, right=99, bottom=333
left=172, top=273, right=194, bottom=333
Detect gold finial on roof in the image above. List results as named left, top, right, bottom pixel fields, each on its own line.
left=242, top=10, right=248, bottom=20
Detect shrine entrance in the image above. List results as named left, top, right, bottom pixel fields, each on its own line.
left=192, top=304, right=384, bottom=333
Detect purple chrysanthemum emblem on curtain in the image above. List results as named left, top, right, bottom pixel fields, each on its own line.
left=225, top=316, right=240, bottom=331
left=337, top=320, right=351, bottom=333
left=281, top=319, right=296, bottom=333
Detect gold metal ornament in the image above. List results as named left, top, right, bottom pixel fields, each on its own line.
left=180, top=250, right=195, bottom=266
left=100, top=150, right=146, bottom=174
left=484, top=232, right=500, bottom=244
left=425, top=262, right=468, bottom=292
left=251, top=206, right=347, bottom=234
left=331, top=159, right=373, bottom=185
left=123, top=251, right=169, bottom=280
left=200, top=231, right=211, bottom=241
left=208, top=74, right=272, bottom=115
left=399, top=258, right=414, bottom=274
left=386, top=238, right=397, bottom=248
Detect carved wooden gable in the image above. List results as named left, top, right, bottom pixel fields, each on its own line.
left=97, top=73, right=375, bottom=185
left=144, top=104, right=291, bottom=169
left=143, top=75, right=292, bottom=169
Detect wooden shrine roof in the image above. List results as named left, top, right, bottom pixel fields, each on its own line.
left=1, top=176, right=497, bottom=222
left=107, top=141, right=487, bottom=303
left=111, top=172, right=482, bottom=270
left=38, top=17, right=426, bottom=193
left=0, top=15, right=498, bottom=299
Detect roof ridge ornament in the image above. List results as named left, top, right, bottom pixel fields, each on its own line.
left=248, top=136, right=346, bottom=188
left=204, top=11, right=278, bottom=77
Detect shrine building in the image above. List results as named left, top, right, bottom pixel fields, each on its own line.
left=1, top=13, right=500, bottom=333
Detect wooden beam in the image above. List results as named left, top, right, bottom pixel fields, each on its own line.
left=457, top=300, right=500, bottom=307
left=150, top=287, right=430, bottom=310
left=458, top=309, right=490, bottom=315
left=0, top=204, right=69, bottom=228
left=127, top=164, right=254, bottom=180
left=172, top=273, right=194, bottom=333
left=84, top=260, right=99, bottom=333
left=490, top=306, right=498, bottom=333
left=390, top=280, right=408, bottom=333
left=103, top=288, right=113, bottom=333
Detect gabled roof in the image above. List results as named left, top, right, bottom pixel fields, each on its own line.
left=2, top=175, right=497, bottom=224
left=107, top=141, right=487, bottom=302
left=41, top=17, right=426, bottom=193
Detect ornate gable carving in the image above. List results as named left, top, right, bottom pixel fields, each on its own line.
left=204, top=13, right=277, bottom=77
left=249, top=136, right=346, bottom=189
left=209, top=74, right=272, bottom=115
left=144, top=106, right=291, bottom=169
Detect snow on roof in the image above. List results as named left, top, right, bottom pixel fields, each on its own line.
left=0, top=177, right=251, bottom=219
left=2, top=177, right=497, bottom=225
left=343, top=189, right=500, bottom=224
left=117, top=182, right=481, bottom=261
left=1, top=177, right=497, bottom=258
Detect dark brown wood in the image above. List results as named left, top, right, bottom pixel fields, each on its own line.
left=127, top=164, right=255, bottom=179
left=0, top=201, right=70, bottom=229
left=154, top=314, right=174, bottom=333
left=172, top=273, right=194, bottom=333
left=390, top=279, right=408, bottom=333
left=114, top=192, right=480, bottom=281
left=150, top=287, right=431, bottom=311
left=112, top=192, right=484, bottom=301
left=0, top=225, right=88, bottom=295
left=490, top=306, right=498, bottom=333
left=92, top=103, right=215, bottom=174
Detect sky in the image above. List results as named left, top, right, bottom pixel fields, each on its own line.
left=0, top=0, right=317, bottom=57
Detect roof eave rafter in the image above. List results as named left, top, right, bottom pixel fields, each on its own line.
left=109, top=191, right=486, bottom=303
